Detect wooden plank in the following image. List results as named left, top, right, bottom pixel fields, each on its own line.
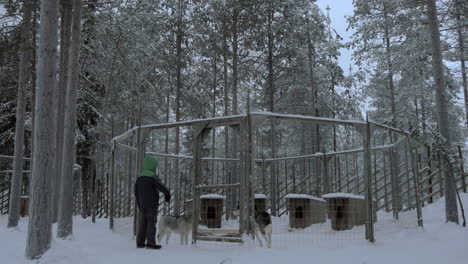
left=420, top=169, right=440, bottom=184
left=0, top=154, right=31, bottom=160
left=250, top=111, right=366, bottom=126
left=422, top=189, right=442, bottom=202
left=421, top=180, right=440, bottom=193
left=195, top=236, right=243, bottom=243
left=419, top=167, right=429, bottom=175
left=197, top=229, right=240, bottom=236
left=112, top=115, right=245, bottom=143
left=368, top=120, right=409, bottom=136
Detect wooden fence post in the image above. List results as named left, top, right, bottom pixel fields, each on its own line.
left=322, top=149, right=329, bottom=194
left=191, top=123, right=211, bottom=244
left=390, top=145, right=401, bottom=220
left=407, top=136, right=424, bottom=227
left=109, top=142, right=115, bottom=231
left=458, top=145, right=466, bottom=193
left=361, top=117, right=375, bottom=242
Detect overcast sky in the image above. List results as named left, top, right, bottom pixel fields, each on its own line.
left=316, top=0, right=355, bottom=72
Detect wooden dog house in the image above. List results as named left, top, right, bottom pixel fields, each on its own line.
left=286, top=194, right=326, bottom=229
left=323, top=193, right=376, bottom=231
left=200, top=194, right=225, bottom=228
left=254, top=194, right=267, bottom=212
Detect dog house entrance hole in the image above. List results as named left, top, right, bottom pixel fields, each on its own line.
left=207, top=206, right=216, bottom=220
left=295, top=206, right=304, bottom=219
left=336, top=206, right=344, bottom=219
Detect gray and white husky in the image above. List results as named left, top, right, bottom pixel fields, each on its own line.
left=157, top=214, right=192, bottom=245
left=233, top=206, right=272, bottom=248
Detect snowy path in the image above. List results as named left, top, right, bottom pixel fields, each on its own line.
left=1, top=195, right=467, bottom=264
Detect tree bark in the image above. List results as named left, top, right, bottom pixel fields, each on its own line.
left=164, top=89, right=169, bottom=215
left=211, top=56, right=217, bottom=182
left=29, top=0, right=39, bottom=170
left=25, top=0, right=60, bottom=259
left=174, top=0, right=184, bottom=216
left=455, top=1, right=468, bottom=130
left=306, top=19, right=319, bottom=150
left=228, top=2, right=240, bottom=219
left=232, top=5, right=238, bottom=116
left=52, top=0, right=73, bottom=224
left=267, top=0, right=278, bottom=216
left=306, top=17, right=321, bottom=195
left=223, top=19, right=229, bottom=158
left=427, top=0, right=459, bottom=223
left=57, top=0, right=83, bottom=238
left=383, top=3, right=396, bottom=127
left=8, top=0, right=33, bottom=228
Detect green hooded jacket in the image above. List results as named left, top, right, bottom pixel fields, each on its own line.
left=140, top=155, right=158, bottom=178
left=134, top=155, right=171, bottom=209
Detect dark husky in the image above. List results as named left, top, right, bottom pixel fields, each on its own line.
left=233, top=205, right=272, bottom=248
left=254, top=210, right=272, bottom=248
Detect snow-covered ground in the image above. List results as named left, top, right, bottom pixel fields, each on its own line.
left=1, top=194, right=467, bottom=264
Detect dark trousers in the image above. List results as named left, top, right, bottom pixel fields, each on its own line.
left=136, top=207, right=158, bottom=246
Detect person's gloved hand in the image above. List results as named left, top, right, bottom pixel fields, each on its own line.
left=165, top=194, right=171, bottom=203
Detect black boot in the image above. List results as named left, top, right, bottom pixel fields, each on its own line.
left=145, top=244, right=162, bottom=250
left=136, top=244, right=145, bottom=249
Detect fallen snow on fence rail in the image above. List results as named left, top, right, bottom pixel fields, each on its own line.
left=322, top=192, right=365, bottom=200
left=285, top=193, right=326, bottom=202
left=200, top=194, right=226, bottom=199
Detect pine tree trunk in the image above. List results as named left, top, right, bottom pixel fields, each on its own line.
left=212, top=57, right=217, bottom=182
left=222, top=20, right=230, bottom=219
left=25, top=0, right=59, bottom=259
left=306, top=18, right=321, bottom=195
left=306, top=21, right=318, bottom=151
left=52, top=0, right=73, bottom=224
left=223, top=19, right=229, bottom=158
left=383, top=3, right=396, bottom=127
left=57, top=0, right=82, bottom=238
left=7, top=0, right=33, bottom=228
left=427, top=0, right=459, bottom=223
left=232, top=6, right=238, bottom=116
left=29, top=0, right=38, bottom=168
left=174, top=0, right=184, bottom=216
left=455, top=1, right=468, bottom=129
left=421, top=98, right=428, bottom=141
left=164, top=90, right=169, bottom=215
left=228, top=3, right=240, bottom=219
left=267, top=0, right=277, bottom=216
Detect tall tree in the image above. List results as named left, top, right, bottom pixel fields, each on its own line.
left=52, top=0, right=73, bottom=224
left=25, top=0, right=59, bottom=258
left=427, top=0, right=458, bottom=223
left=7, top=0, right=32, bottom=228
left=174, top=0, right=186, bottom=216
left=454, top=0, right=468, bottom=129
left=57, top=0, right=83, bottom=238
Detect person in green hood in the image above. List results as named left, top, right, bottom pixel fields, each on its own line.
left=134, top=155, right=171, bottom=249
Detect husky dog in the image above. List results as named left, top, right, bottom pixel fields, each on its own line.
left=233, top=206, right=272, bottom=248
left=254, top=210, right=272, bottom=248
left=157, top=214, right=192, bottom=245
